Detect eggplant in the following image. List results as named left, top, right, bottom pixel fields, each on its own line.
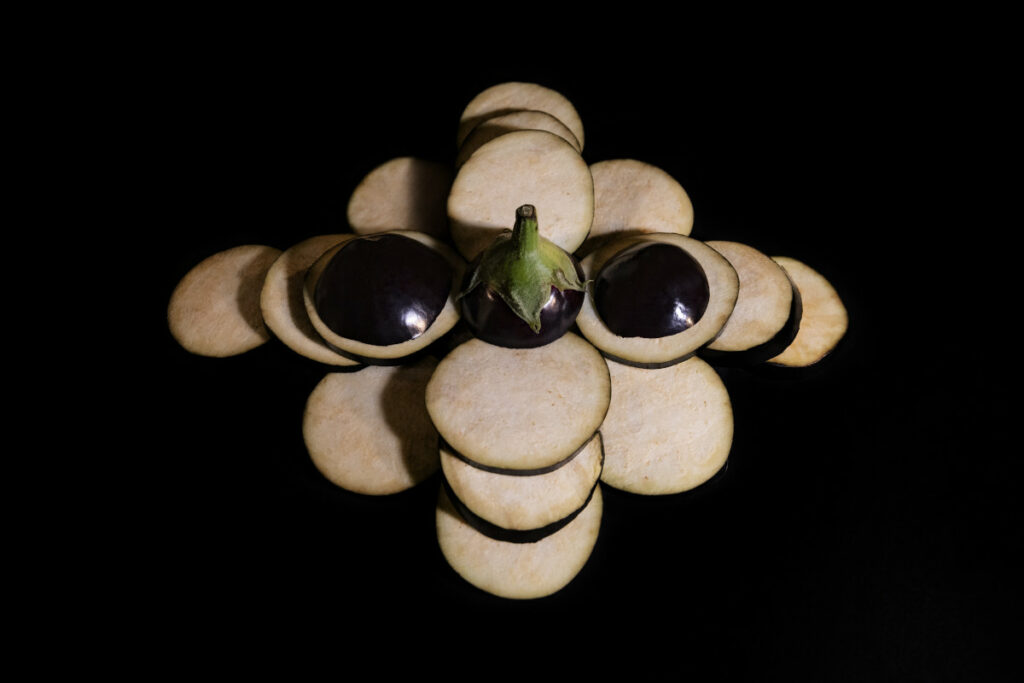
left=446, top=129, right=594, bottom=262
left=698, top=240, right=803, bottom=367
left=600, top=356, right=733, bottom=496
left=455, top=81, right=585, bottom=153
left=456, top=109, right=581, bottom=169
left=766, top=256, right=848, bottom=368
left=425, top=332, right=611, bottom=472
left=440, top=432, right=604, bottom=533
left=575, top=233, right=739, bottom=368
left=458, top=204, right=586, bottom=348
left=259, top=233, right=363, bottom=368
left=167, top=244, right=282, bottom=357
left=303, top=230, right=465, bottom=365
left=302, top=357, right=440, bottom=495
left=435, top=482, right=603, bottom=600
left=346, top=157, right=453, bottom=240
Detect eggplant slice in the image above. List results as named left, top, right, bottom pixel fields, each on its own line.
left=575, top=233, right=739, bottom=368
left=260, top=233, right=362, bottom=367
left=456, top=109, right=581, bottom=168
left=302, top=357, right=440, bottom=495
left=700, top=240, right=802, bottom=365
left=580, top=159, right=694, bottom=257
left=303, top=230, right=465, bottom=364
left=446, top=129, right=594, bottom=262
left=440, top=432, right=604, bottom=533
left=168, top=244, right=282, bottom=357
left=425, top=333, right=611, bottom=472
left=767, top=256, right=848, bottom=367
left=436, top=482, right=603, bottom=600
left=600, top=356, right=733, bottom=496
left=346, top=157, right=453, bottom=240
left=455, top=81, right=585, bottom=153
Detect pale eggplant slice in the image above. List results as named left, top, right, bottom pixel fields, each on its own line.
left=700, top=240, right=803, bottom=365
left=447, top=129, right=594, bottom=262
left=303, top=230, right=465, bottom=365
left=425, top=333, right=611, bottom=472
left=168, top=244, right=282, bottom=357
left=302, top=357, right=440, bottom=495
left=259, top=233, right=362, bottom=367
left=455, top=109, right=581, bottom=169
left=575, top=233, right=739, bottom=368
left=440, top=432, right=604, bottom=532
left=436, top=482, right=603, bottom=600
left=346, top=157, right=453, bottom=240
left=455, top=81, right=585, bottom=153
left=600, top=356, right=733, bottom=496
left=580, top=159, right=694, bottom=257
left=767, top=256, right=848, bottom=367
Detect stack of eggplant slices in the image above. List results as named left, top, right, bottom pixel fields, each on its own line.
left=167, top=81, right=849, bottom=600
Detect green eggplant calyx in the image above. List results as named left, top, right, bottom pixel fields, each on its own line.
left=459, top=204, right=587, bottom=333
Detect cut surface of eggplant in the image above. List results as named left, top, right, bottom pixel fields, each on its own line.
left=600, top=356, right=733, bottom=495
left=440, top=432, right=604, bottom=532
left=456, top=109, right=581, bottom=168
left=259, top=233, right=362, bottom=367
left=575, top=233, right=739, bottom=368
left=435, top=482, right=603, bottom=600
left=767, top=256, right=849, bottom=367
left=425, top=333, right=611, bottom=472
left=700, top=240, right=802, bottom=364
left=168, top=244, right=282, bottom=357
left=303, top=357, right=440, bottom=495
left=303, top=230, right=464, bottom=364
left=581, top=159, right=694, bottom=256
left=346, top=157, right=453, bottom=240
left=455, top=81, right=585, bottom=153
left=447, top=129, right=594, bottom=262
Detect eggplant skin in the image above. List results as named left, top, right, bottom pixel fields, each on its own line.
left=440, top=476, right=599, bottom=544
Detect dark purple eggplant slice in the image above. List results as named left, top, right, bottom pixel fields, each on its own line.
left=303, top=230, right=464, bottom=364
left=455, top=81, right=585, bottom=153
left=575, top=233, right=739, bottom=368
left=346, top=157, right=453, bottom=240
left=766, top=256, right=848, bottom=367
left=435, top=482, right=603, bottom=600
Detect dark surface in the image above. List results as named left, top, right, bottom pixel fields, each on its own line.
left=594, top=241, right=711, bottom=338
left=129, top=26, right=1013, bottom=681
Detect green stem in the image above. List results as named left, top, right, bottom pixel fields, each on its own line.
left=511, top=204, right=539, bottom=258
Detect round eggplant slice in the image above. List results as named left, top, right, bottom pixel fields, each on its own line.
left=435, top=482, right=603, bottom=600
left=700, top=240, right=803, bottom=364
left=425, top=333, right=611, bottom=472
left=767, top=256, right=848, bottom=367
left=259, top=233, right=362, bottom=367
left=302, top=357, right=440, bottom=495
left=168, top=244, right=282, bottom=357
left=447, top=129, right=594, bottom=262
left=575, top=233, right=739, bottom=368
left=600, top=356, right=733, bottom=496
left=440, top=432, right=604, bottom=532
left=455, top=81, right=585, bottom=153
left=580, top=159, right=694, bottom=257
left=346, top=157, right=453, bottom=240
left=303, top=230, right=464, bottom=364
left=455, top=109, right=581, bottom=168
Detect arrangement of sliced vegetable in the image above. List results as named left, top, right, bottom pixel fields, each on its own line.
left=166, top=79, right=849, bottom=601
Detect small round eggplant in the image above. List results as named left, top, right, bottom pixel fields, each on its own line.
left=313, top=232, right=453, bottom=347
left=593, top=240, right=710, bottom=338
left=458, top=204, right=586, bottom=348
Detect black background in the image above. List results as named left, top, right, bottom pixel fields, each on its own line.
left=130, top=18, right=1014, bottom=681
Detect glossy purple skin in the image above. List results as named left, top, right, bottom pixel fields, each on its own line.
left=594, top=241, right=710, bottom=338
left=313, top=234, right=453, bottom=346
left=460, top=257, right=586, bottom=348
